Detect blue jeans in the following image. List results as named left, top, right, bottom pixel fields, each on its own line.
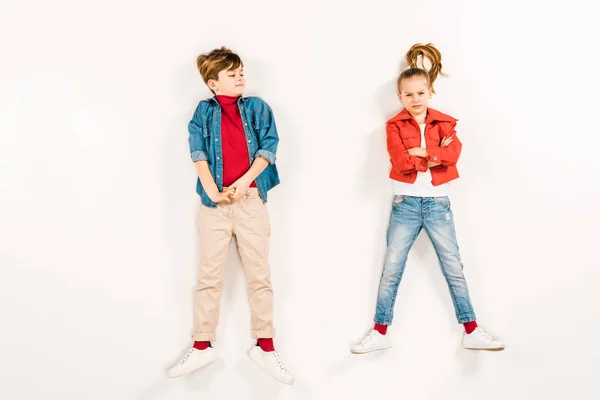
left=374, top=195, right=476, bottom=325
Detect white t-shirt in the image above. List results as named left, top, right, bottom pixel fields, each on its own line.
left=392, top=124, right=451, bottom=197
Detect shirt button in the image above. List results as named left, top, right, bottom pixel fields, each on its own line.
left=244, top=123, right=248, bottom=126
left=217, top=175, right=220, bottom=178
left=433, top=156, right=438, bottom=161
left=217, top=157, right=220, bottom=160
left=215, top=138, right=218, bottom=142
left=248, top=140, right=251, bottom=143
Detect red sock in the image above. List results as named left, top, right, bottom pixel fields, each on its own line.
left=193, top=341, right=210, bottom=350
left=374, top=323, right=388, bottom=335
left=463, top=321, right=478, bottom=334
left=257, top=338, right=275, bottom=352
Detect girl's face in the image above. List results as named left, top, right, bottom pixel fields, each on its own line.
left=208, top=65, right=245, bottom=96
left=398, top=76, right=432, bottom=117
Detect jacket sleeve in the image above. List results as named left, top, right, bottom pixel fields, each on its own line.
left=254, top=102, right=279, bottom=165
left=188, top=103, right=209, bottom=162
left=386, top=122, right=427, bottom=174
left=427, top=121, right=462, bottom=167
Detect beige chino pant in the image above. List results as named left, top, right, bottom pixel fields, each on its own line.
left=192, top=188, right=275, bottom=341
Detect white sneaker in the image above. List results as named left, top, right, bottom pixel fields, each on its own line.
left=167, top=347, right=217, bottom=378
left=351, top=330, right=393, bottom=354
left=462, top=327, right=505, bottom=351
left=248, top=345, right=295, bottom=385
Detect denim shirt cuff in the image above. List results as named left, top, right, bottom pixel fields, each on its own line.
left=191, top=150, right=209, bottom=162
left=254, top=150, right=276, bottom=165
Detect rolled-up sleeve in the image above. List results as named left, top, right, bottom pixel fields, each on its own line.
left=254, top=149, right=276, bottom=165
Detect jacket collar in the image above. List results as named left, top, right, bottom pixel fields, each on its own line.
left=387, top=107, right=457, bottom=124
left=208, top=95, right=249, bottom=103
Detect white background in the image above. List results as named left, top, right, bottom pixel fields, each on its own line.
left=1, top=0, right=599, bottom=399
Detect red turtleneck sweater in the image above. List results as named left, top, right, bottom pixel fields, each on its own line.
left=215, top=95, right=256, bottom=188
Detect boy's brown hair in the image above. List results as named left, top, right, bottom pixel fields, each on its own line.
left=196, top=46, right=243, bottom=85
left=397, top=43, right=447, bottom=94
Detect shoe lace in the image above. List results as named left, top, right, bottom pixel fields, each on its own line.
left=476, top=328, right=495, bottom=341
left=179, top=348, right=195, bottom=364
left=359, top=330, right=378, bottom=346
left=271, top=351, right=287, bottom=372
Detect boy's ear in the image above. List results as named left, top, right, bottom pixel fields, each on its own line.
left=207, top=79, right=218, bottom=92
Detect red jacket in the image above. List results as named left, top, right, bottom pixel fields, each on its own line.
left=386, top=107, right=461, bottom=186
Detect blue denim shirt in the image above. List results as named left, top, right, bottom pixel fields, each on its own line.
left=188, top=96, right=280, bottom=208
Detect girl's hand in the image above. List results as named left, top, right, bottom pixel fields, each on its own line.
left=440, top=136, right=453, bottom=147
left=407, top=147, right=428, bottom=158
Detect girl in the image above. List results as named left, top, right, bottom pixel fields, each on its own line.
left=351, top=43, right=504, bottom=353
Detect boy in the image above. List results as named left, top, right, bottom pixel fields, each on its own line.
left=167, top=47, right=294, bottom=385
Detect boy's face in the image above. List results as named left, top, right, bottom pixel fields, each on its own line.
left=398, top=77, right=432, bottom=117
left=208, top=65, right=245, bottom=96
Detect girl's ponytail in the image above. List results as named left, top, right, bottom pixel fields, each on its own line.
left=398, top=43, right=447, bottom=93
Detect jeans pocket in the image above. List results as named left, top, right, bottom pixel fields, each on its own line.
left=393, top=195, right=408, bottom=206
left=434, top=196, right=451, bottom=208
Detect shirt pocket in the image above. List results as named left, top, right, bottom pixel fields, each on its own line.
left=426, top=124, right=442, bottom=145
left=252, top=116, right=262, bottom=132
left=201, top=127, right=211, bottom=151
left=246, top=116, right=261, bottom=143
left=399, top=130, right=418, bottom=147
left=201, top=127, right=213, bottom=158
